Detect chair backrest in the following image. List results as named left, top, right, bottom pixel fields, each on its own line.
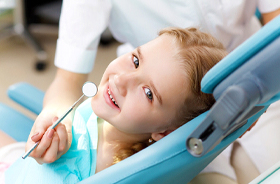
left=8, top=82, right=44, bottom=115
left=76, top=101, right=266, bottom=184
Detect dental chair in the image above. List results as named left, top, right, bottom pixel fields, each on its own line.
left=1, top=15, right=280, bottom=183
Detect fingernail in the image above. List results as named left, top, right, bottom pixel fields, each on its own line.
left=48, top=129, right=54, bottom=139
left=31, top=132, right=39, bottom=140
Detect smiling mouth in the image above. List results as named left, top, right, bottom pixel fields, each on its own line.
left=108, top=88, right=119, bottom=108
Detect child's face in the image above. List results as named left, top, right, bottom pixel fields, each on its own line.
left=91, top=34, right=189, bottom=136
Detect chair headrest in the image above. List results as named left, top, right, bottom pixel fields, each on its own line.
left=201, top=15, right=280, bottom=94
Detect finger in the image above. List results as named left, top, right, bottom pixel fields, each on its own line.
left=55, top=123, right=68, bottom=152
left=53, top=117, right=59, bottom=122
left=31, top=116, right=58, bottom=142
left=30, top=128, right=45, bottom=143
left=41, top=132, right=60, bottom=164
left=30, top=129, right=55, bottom=158
left=30, top=132, right=40, bottom=142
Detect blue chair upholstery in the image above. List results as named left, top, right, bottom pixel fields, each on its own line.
left=1, top=15, right=280, bottom=184
left=0, top=103, right=34, bottom=142
left=0, top=82, right=44, bottom=141
left=8, top=82, right=44, bottom=115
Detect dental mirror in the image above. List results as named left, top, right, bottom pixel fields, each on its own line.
left=82, top=81, right=98, bottom=97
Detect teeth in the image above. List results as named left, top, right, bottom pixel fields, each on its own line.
left=108, top=88, right=118, bottom=106
left=110, top=95, right=115, bottom=102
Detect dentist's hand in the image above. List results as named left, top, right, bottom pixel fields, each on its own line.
left=25, top=108, right=72, bottom=164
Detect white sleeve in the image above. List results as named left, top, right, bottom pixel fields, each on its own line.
left=54, top=0, right=112, bottom=74
left=258, top=0, right=280, bottom=13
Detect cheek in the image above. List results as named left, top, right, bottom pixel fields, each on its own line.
left=122, top=99, right=157, bottom=125
left=91, top=91, right=105, bottom=115
left=122, top=96, right=149, bottom=119
left=91, top=96, right=99, bottom=114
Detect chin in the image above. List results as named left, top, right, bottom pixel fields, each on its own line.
left=91, top=96, right=101, bottom=114
left=91, top=99, right=108, bottom=120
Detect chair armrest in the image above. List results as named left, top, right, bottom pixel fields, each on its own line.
left=0, top=103, right=34, bottom=141
left=7, top=82, right=44, bottom=115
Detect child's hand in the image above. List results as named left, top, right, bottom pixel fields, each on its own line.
left=25, top=109, right=72, bottom=164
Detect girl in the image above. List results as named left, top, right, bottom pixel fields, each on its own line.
left=4, top=27, right=227, bottom=183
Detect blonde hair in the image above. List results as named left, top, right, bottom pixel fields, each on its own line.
left=113, top=27, right=228, bottom=164
left=159, top=27, right=227, bottom=125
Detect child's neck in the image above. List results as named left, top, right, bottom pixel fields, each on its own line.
left=95, top=120, right=150, bottom=173
left=95, top=120, right=114, bottom=173
left=100, top=120, right=150, bottom=145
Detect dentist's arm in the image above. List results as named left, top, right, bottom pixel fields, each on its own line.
left=25, top=68, right=88, bottom=164
left=262, top=8, right=280, bottom=24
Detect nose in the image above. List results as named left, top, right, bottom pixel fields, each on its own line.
left=114, top=72, right=138, bottom=96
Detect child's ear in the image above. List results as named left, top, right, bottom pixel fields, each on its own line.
left=151, top=129, right=174, bottom=141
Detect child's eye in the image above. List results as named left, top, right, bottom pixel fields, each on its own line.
left=144, top=88, right=153, bottom=101
left=133, top=56, right=139, bottom=68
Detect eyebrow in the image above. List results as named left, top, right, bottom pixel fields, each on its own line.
left=150, top=81, right=163, bottom=105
